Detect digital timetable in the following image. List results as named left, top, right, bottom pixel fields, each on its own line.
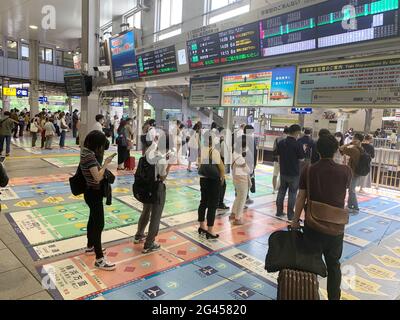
left=187, top=22, right=260, bottom=69
left=187, top=0, right=399, bottom=70
left=137, top=45, right=178, bottom=77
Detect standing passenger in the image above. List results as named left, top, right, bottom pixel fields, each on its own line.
left=359, top=135, right=375, bottom=193
left=276, top=124, right=305, bottom=221
left=340, top=133, right=365, bottom=215
left=81, top=131, right=116, bottom=271
left=198, top=132, right=225, bottom=239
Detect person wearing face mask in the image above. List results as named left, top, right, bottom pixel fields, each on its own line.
left=93, top=115, right=105, bottom=134
left=275, top=124, right=305, bottom=221
left=272, top=127, right=289, bottom=194
left=333, top=132, right=345, bottom=164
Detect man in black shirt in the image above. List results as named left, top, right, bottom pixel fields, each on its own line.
left=276, top=124, right=305, bottom=220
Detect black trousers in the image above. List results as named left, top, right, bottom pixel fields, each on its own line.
left=218, top=179, right=226, bottom=206
left=118, top=145, right=129, bottom=165
left=84, top=188, right=105, bottom=260
left=304, top=225, right=344, bottom=300
left=198, top=178, right=221, bottom=227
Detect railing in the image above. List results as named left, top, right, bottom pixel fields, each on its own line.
left=373, top=138, right=395, bottom=149
left=372, top=148, right=400, bottom=191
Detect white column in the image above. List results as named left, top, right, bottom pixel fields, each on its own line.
left=337, top=113, right=350, bottom=134
left=80, top=0, right=100, bottom=145
left=224, top=108, right=233, bottom=131
left=1, top=78, right=10, bottom=114
left=136, top=88, right=145, bottom=151
left=29, top=40, right=40, bottom=117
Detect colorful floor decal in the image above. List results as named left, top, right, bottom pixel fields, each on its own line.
left=6, top=143, right=400, bottom=302
left=7, top=199, right=142, bottom=247
left=89, top=254, right=275, bottom=300
left=40, top=231, right=210, bottom=300
left=9, top=174, right=72, bottom=187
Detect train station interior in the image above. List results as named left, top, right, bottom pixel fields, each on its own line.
left=0, top=0, right=400, bottom=302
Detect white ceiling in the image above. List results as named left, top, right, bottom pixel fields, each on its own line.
left=0, top=0, right=138, bottom=48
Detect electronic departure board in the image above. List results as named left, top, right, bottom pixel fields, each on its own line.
left=317, top=0, right=399, bottom=48
left=188, top=21, right=260, bottom=69
left=187, top=0, right=399, bottom=70
left=137, top=45, right=178, bottom=77
left=260, top=5, right=317, bottom=57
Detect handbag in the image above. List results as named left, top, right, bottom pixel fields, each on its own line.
left=265, top=227, right=327, bottom=277
left=305, top=165, right=349, bottom=236
left=69, top=166, right=86, bottom=196
left=198, top=149, right=220, bottom=180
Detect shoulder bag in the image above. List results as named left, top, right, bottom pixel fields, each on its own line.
left=198, top=149, right=220, bottom=180
left=305, top=165, right=349, bottom=236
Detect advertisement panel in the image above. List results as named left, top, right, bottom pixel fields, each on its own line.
left=110, top=30, right=139, bottom=83
left=221, top=66, right=297, bottom=107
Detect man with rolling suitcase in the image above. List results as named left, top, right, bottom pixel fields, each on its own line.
left=291, top=134, right=352, bottom=300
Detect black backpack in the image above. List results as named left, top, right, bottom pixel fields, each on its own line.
left=355, top=149, right=372, bottom=177
left=133, top=157, right=158, bottom=204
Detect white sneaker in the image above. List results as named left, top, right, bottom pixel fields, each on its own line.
left=95, top=258, right=116, bottom=271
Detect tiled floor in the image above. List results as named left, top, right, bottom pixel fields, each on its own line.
left=1, top=135, right=400, bottom=300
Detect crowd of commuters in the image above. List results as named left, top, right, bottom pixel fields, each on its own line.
left=0, top=108, right=397, bottom=300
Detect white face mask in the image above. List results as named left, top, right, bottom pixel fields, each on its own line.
left=335, top=137, right=342, bottom=142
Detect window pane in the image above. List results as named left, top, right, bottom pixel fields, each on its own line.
left=170, top=0, right=183, bottom=25
left=160, top=0, right=172, bottom=30
left=158, top=28, right=181, bottom=41
left=63, top=52, right=74, bottom=68
left=39, top=48, right=46, bottom=63
left=56, top=51, right=63, bottom=66
left=134, top=12, right=142, bottom=29
left=209, top=4, right=249, bottom=24
left=211, top=0, right=229, bottom=10
left=21, top=44, right=29, bottom=60
left=45, top=48, right=53, bottom=63
left=7, top=40, right=18, bottom=59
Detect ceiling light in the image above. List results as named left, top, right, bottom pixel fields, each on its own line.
left=56, top=46, right=60, bottom=49
left=29, top=25, right=38, bottom=30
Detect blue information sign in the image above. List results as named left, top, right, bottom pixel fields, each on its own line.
left=39, top=96, right=48, bottom=103
left=291, top=108, right=313, bottom=115
left=16, top=89, right=29, bottom=98
left=110, top=102, right=124, bottom=107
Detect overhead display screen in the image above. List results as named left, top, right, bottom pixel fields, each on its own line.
left=187, top=22, right=260, bottom=69
left=187, top=0, right=399, bottom=70
left=260, top=5, right=317, bottom=57
left=189, top=76, right=221, bottom=107
left=221, top=66, right=297, bottom=107
left=317, top=0, right=399, bottom=48
left=110, top=30, right=139, bottom=83
left=137, top=45, right=178, bottom=77
left=296, top=55, right=400, bottom=106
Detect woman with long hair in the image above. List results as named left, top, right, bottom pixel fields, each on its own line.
left=198, top=131, right=225, bottom=239
left=116, top=120, right=132, bottom=170
left=80, top=131, right=116, bottom=270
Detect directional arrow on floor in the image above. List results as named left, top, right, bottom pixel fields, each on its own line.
left=43, top=197, right=64, bottom=204
left=166, top=282, right=178, bottom=289
left=15, top=200, right=38, bottom=208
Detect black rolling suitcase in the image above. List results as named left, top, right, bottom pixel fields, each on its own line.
left=277, top=269, right=320, bottom=300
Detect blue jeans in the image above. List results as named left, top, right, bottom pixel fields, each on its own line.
left=60, top=131, right=66, bottom=147
left=276, top=175, right=300, bottom=219
left=348, top=176, right=361, bottom=211
left=0, top=136, right=11, bottom=155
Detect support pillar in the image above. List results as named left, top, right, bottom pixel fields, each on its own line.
left=128, top=95, right=135, bottom=118
left=298, top=114, right=305, bottom=128
left=337, top=113, right=350, bottom=134
left=29, top=40, right=40, bottom=117
left=364, top=108, right=373, bottom=134
left=1, top=78, right=10, bottom=114
left=224, top=108, right=233, bottom=132
left=80, top=0, right=100, bottom=145
left=136, top=88, right=145, bottom=151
